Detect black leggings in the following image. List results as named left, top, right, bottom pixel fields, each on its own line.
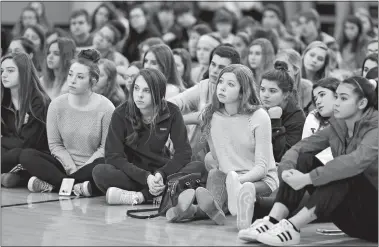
left=2, top=147, right=23, bottom=173
left=92, top=161, right=208, bottom=203
left=19, top=148, right=104, bottom=195
left=273, top=152, right=378, bottom=242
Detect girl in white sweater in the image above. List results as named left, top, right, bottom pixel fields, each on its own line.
left=166, top=64, right=278, bottom=228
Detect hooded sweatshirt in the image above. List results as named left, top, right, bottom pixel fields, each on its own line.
left=279, top=108, right=378, bottom=189
left=104, top=101, right=192, bottom=185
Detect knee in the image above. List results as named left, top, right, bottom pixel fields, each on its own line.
left=92, top=164, right=113, bottom=191
left=204, top=152, right=218, bottom=171
left=19, top=148, right=38, bottom=166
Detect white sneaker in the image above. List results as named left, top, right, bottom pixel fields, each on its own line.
left=73, top=181, right=92, bottom=197
left=28, top=176, right=53, bottom=193
left=257, top=219, right=301, bottom=246
left=226, top=171, right=242, bottom=216
left=106, top=187, right=143, bottom=205
left=237, top=182, right=256, bottom=230
left=238, top=216, right=274, bottom=242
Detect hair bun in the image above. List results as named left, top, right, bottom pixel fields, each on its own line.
left=274, top=61, right=289, bottom=72
left=78, top=49, right=100, bottom=63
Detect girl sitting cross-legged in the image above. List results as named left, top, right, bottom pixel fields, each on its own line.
left=19, top=49, right=115, bottom=196
left=165, top=64, right=279, bottom=227
left=235, top=77, right=341, bottom=228
left=92, top=68, right=207, bottom=205
left=238, top=76, right=378, bottom=246
left=1, top=52, right=50, bottom=187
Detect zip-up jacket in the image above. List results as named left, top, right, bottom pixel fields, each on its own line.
left=279, top=108, right=378, bottom=189
left=105, top=101, right=192, bottom=185
left=1, top=89, right=50, bottom=152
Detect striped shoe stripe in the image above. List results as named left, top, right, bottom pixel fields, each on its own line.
left=286, top=231, right=292, bottom=240
left=277, top=234, right=284, bottom=242
left=281, top=232, right=288, bottom=241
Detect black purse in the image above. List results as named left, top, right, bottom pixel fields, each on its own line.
left=126, top=172, right=203, bottom=219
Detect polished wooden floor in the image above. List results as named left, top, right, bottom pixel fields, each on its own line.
left=1, top=188, right=376, bottom=246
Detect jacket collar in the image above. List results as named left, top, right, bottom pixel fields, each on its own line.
left=155, top=104, right=171, bottom=124
left=329, top=108, right=378, bottom=141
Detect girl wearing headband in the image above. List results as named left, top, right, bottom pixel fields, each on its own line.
left=239, top=76, right=378, bottom=246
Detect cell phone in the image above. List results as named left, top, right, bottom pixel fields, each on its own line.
left=316, top=229, right=344, bottom=235
left=59, top=178, right=75, bottom=196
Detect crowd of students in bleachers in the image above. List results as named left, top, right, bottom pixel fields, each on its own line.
left=1, top=1, right=378, bottom=246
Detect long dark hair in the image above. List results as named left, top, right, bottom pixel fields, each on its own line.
left=98, top=59, right=126, bottom=106
left=143, top=44, right=184, bottom=91
left=1, top=53, right=50, bottom=133
left=338, top=15, right=364, bottom=53
left=125, top=68, right=168, bottom=146
left=8, top=37, right=41, bottom=72
left=172, top=48, right=195, bottom=88
left=311, top=77, right=340, bottom=126
left=90, top=2, right=118, bottom=32
left=42, top=37, right=76, bottom=91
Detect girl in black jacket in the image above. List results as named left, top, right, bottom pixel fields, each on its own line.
left=92, top=68, right=206, bottom=205
left=1, top=52, right=50, bottom=187
left=259, top=61, right=306, bottom=162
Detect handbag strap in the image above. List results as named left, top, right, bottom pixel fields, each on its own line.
left=126, top=208, right=163, bottom=219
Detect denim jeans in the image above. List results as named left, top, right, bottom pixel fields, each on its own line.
left=206, top=168, right=273, bottom=214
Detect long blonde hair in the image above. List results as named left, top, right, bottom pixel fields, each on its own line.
left=200, top=64, right=263, bottom=142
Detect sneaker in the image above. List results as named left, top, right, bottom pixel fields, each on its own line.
left=166, top=189, right=196, bottom=222
left=106, top=187, right=143, bottom=205
left=196, top=187, right=226, bottom=225
left=28, top=176, right=53, bottom=192
left=1, top=173, right=22, bottom=188
left=237, top=182, right=256, bottom=230
left=257, top=219, right=301, bottom=246
left=226, top=171, right=242, bottom=216
left=73, top=181, right=92, bottom=197
left=238, top=216, right=275, bottom=242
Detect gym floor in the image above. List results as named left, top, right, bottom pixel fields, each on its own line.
left=1, top=188, right=376, bottom=246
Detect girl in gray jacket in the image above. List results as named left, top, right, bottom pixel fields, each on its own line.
left=239, top=76, right=378, bottom=246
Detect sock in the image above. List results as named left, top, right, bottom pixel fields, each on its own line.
left=269, top=216, right=279, bottom=224
left=288, top=220, right=300, bottom=232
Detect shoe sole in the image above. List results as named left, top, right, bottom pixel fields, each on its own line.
left=106, top=187, right=119, bottom=204
left=196, top=187, right=226, bottom=225
left=226, top=172, right=240, bottom=216
left=27, top=176, right=37, bottom=192
left=237, top=183, right=256, bottom=231
left=257, top=233, right=300, bottom=246
left=166, top=189, right=196, bottom=222
left=83, top=181, right=92, bottom=197
left=238, top=231, right=260, bottom=242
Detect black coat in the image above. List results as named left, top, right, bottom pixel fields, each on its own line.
left=105, top=101, right=192, bottom=185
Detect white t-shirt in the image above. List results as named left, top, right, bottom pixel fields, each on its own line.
left=302, top=110, right=333, bottom=164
